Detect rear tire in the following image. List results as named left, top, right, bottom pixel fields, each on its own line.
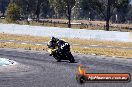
left=57, top=59, right=61, bottom=62
left=53, top=54, right=61, bottom=62
left=67, top=52, right=75, bottom=63
left=69, top=58, right=75, bottom=63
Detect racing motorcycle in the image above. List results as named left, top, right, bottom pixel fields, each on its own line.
left=47, top=46, right=75, bottom=63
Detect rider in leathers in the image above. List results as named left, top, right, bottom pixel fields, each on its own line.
left=47, top=37, right=71, bottom=62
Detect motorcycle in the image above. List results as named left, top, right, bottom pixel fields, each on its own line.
left=47, top=46, right=75, bottom=63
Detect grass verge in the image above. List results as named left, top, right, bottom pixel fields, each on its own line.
left=71, top=46, right=132, bottom=58
left=0, top=33, right=132, bottom=58
left=0, top=42, right=131, bottom=58
left=0, top=33, right=132, bottom=48
left=0, top=33, right=50, bottom=42
left=0, top=42, right=47, bottom=51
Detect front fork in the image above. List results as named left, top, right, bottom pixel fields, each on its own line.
left=48, top=48, right=61, bottom=60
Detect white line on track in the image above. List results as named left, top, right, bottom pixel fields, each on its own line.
left=121, top=47, right=128, bottom=49
left=9, top=40, right=15, bottom=41
left=107, top=46, right=114, bottom=48
left=83, top=47, right=89, bottom=49
left=6, top=42, right=12, bottom=43
left=35, top=44, right=42, bottom=46
left=73, top=44, right=80, bottom=46
left=90, top=45, right=99, bottom=47
left=92, top=54, right=97, bottom=55
left=21, top=43, right=27, bottom=44
left=24, top=41, right=29, bottom=42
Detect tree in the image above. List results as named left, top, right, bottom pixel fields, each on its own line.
left=41, top=0, right=51, bottom=18
left=0, top=0, right=9, bottom=16
left=6, top=2, right=20, bottom=23
left=126, top=4, right=132, bottom=23
left=11, top=0, right=50, bottom=21
left=35, top=0, right=49, bottom=21
left=11, top=0, right=36, bottom=18
left=82, top=0, right=130, bottom=31
left=49, top=0, right=76, bottom=28
left=116, top=0, right=131, bottom=23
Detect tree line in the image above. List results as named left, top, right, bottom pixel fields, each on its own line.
left=0, top=0, right=132, bottom=30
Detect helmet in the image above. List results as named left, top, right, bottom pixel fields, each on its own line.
left=51, top=36, right=59, bottom=43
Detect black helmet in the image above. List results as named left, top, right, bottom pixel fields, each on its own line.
left=51, top=36, right=59, bottom=43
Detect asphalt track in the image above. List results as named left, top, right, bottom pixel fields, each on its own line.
left=0, top=48, right=132, bottom=87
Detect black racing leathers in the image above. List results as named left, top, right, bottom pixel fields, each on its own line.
left=57, top=40, right=70, bottom=52
left=47, top=39, right=74, bottom=62
left=55, top=40, right=70, bottom=60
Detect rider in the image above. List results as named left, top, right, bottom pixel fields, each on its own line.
left=47, top=36, right=71, bottom=61
left=47, top=37, right=59, bottom=49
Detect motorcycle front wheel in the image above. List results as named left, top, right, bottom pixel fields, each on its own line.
left=52, top=53, right=61, bottom=62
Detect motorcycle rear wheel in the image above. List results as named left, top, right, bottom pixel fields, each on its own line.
left=67, top=52, right=75, bottom=63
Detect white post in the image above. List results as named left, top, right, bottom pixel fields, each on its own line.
left=89, top=12, right=91, bottom=21
left=115, top=14, right=118, bottom=23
